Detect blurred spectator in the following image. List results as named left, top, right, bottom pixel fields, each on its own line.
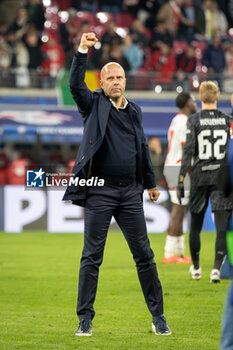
left=24, top=29, right=43, bottom=87
left=149, top=20, right=173, bottom=51
left=225, top=42, right=233, bottom=75
left=122, top=33, right=143, bottom=73
left=146, top=42, right=176, bottom=89
left=202, top=0, right=214, bottom=40
left=225, top=0, right=233, bottom=26
left=59, top=8, right=78, bottom=54
left=138, top=0, right=163, bottom=30
left=148, top=136, right=166, bottom=186
left=89, top=43, right=112, bottom=69
left=129, top=18, right=149, bottom=48
left=26, top=0, right=45, bottom=33
left=6, top=30, right=30, bottom=87
left=0, top=0, right=21, bottom=27
left=0, top=34, right=10, bottom=70
left=41, top=33, right=65, bottom=88
left=24, top=30, right=43, bottom=69
left=202, top=33, right=226, bottom=90
left=0, top=21, right=7, bottom=36
left=6, top=31, right=29, bottom=69
left=122, top=0, right=140, bottom=16
left=211, top=1, right=228, bottom=40
left=76, top=21, right=92, bottom=44
left=7, top=7, right=29, bottom=40
left=100, top=0, right=123, bottom=15
left=174, top=43, right=197, bottom=90
left=0, top=34, right=12, bottom=88
left=156, top=0, right=195, bottom=37
left=202, top=0, right=228, bottom=41
left=101, top=21, right=122, bottom=46
left=110, top=44, right=130, bottom=72
left=65, top=21, right=92, bottom=66
left=178, top=0, right=206, bottom=41
left=64, top=40, right=79, bottom=69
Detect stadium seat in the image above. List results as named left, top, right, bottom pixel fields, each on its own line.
left=173, top=41, right=187, bottom=55
left=192, top=41, right=207, bottom=52
left=116, top=13, right=134, bottom=27
left=55, top=0, right=72, bottom=11
left=76, top=11, right=96, bottom=26
left=192, top=41, right=207, bottom=60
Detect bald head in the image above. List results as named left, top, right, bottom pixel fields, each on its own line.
left=100, top=62, right=125, bottom=80
left=100, top=62, right=126, bottom=101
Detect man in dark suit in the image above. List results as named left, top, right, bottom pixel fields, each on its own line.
left=63, top=32, right=171, bottom=336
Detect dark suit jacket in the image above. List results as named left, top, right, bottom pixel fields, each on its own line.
left=62, top=51, right=156, bottom=206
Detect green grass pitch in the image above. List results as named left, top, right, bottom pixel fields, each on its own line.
left=0, top=231, right=229, bottom=350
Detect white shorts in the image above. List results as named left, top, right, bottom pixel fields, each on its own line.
left=168, top=188, right=190, bottom=206
left=164, top=164, right=190, bottom=205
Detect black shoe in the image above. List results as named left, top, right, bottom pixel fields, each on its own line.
left=152, top=315, right=171, bottom=335
left=75, top=319, right=92, bottom=336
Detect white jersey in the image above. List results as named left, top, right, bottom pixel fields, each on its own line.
left=165, top=113, right=188, bottom=165
left=163, top=112, right=190, bottom=190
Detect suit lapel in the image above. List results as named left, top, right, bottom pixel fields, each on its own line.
left=98, top=93, right=111, bottom=138
left=98, top=95, right=141, bottom=138
left=129, top=104, right=140, bottom=132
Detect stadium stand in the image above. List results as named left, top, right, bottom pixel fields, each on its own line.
left=0, top=0, right=232, bottom=91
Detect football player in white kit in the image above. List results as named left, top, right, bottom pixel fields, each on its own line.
left=163, top=93, right=197, bottom=263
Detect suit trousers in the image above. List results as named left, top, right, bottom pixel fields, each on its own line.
left=77, top=182, right=164, bottom=320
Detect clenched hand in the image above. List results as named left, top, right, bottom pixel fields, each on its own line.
left=148, top=187, right=160, bottom=201
left=79, top=32, right=98, bottom=50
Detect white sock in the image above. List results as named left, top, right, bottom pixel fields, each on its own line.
left=164, top=235, right=179, bottom=258
left=175, top=235, right=185, bottom=257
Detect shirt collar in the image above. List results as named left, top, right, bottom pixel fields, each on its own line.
left=109, top=96, right=128, bottom=110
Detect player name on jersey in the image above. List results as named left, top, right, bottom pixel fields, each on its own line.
left=200, top=118, right=226, bottom=126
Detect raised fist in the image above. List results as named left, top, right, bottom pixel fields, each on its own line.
left=79, top=32, right=98, bottom=50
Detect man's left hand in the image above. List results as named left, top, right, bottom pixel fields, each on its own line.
left=148, top=187, right=160, bottom=201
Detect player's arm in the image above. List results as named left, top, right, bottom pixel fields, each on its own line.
left=177, top=117, right=196, bottom=201
left=179, top=122, right=192, bottom=174
left=179, top=117, right=196, bottom=177
left=69, top=33, right=98, bottom=117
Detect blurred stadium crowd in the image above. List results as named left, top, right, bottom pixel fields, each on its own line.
left=0, top=0, right=233, bottom=91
